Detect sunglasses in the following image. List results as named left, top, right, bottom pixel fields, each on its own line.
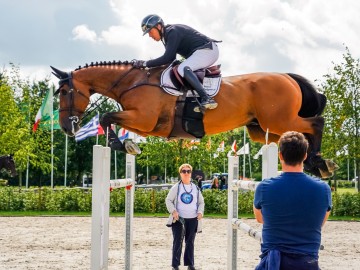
left=181, top=169, right=192, bottom=174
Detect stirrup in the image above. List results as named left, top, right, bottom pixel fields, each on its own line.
left=201, top=99, right=218, bottom=110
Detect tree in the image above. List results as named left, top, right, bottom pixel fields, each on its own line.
left=321, top=48, right=360, bottom=191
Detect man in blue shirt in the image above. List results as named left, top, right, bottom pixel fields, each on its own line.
left=254, top=131, right=332, bottom=270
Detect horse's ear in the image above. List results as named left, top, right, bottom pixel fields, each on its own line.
left=50, top=66, right=68, bottom=79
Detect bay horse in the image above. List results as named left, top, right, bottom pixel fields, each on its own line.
left=51, top=61, right=337, bottom=179
left=0, top=155, right=17, bottom=177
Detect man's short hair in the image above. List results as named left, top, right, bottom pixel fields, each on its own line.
left=278, top=131, right=309, bottom=166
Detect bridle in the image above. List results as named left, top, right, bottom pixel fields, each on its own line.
left=55, top=65, right=163, bottom=132
left=56, top=72, right=90, bottom=133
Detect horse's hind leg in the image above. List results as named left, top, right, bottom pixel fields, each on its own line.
left=292, top=116, right=337, bottom=178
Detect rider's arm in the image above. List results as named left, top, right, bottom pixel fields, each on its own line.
left=145, top=30, right=179, bottom=67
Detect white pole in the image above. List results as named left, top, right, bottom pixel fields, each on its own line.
left=51, top=89, right=54, bottom=189
left=91, top=145, right=111, bottom=270
left=227, top=155, right=239, bottom=270
left=26, top=156, right=29, bottom=188
left=243, top=127, right=246, bottom=179
left=64, top=135, right=68, bottom=187
left=125, top=154, right=135, bottom=270
left=146, top=155, right=149, bottom=185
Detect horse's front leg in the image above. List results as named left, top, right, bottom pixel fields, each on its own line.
left=100, top=112, right=142, bottom=155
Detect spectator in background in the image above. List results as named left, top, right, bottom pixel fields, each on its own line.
left=211, top=177, right=219, bottom=189
left=165, top=163, right=204, bottom=270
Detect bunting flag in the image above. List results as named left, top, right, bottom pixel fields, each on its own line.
left=75, top=115, right=101, bottom=142
left=118, top=128, right=129, bottom=141
left=231, top=140, right=237, bottom=153
left=33, top=89, right=53, bottom=132
left=217, top=141, right=225, bottom=152
left=254, top=146, right=264, bottom=160
left=237, top=143, right=250, bottom=155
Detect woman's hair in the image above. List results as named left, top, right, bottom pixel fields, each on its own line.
left=178, top=163, right=193, bottom=173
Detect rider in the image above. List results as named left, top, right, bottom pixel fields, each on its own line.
left=134, top=14, right=220, bottom=110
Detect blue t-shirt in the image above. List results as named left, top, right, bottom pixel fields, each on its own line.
left=254, top=172, right=332, bottom=257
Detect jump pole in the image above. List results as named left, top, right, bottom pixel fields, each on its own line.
left=91, top=145, right=135, bottom=270
left=227, top=142, right=278, bottom=270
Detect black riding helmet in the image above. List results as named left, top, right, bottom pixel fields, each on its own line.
left=141, top=14, right=164, bottom=36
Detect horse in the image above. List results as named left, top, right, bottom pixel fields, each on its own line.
left=0, top=155, right=17, bottom=177
left=51, top=61, right=337, bottom=179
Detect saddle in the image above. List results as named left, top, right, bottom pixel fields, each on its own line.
left=170, top=63, right=222, bottom=89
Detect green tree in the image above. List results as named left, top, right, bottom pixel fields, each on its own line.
left=321, top=48, right=360, bottom=190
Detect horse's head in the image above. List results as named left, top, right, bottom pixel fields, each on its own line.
left=0, top=155, right=17, bottom=177
left=51, top=66, right=90, bottom=136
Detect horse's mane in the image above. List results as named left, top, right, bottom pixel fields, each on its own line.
left=74, top=60, right=133, bottom=71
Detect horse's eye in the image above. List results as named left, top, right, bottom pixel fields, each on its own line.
left=60, top=89, right=67, bottom=96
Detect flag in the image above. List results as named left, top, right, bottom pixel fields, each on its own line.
left=253, top=146, right=263, bottom=160
left=217, top=141, right=225, bottom=152
left=39, top=110, right=61, bottom=130
left=118, top=128, right=129, bottom=141
left=33, top=89, right=53, bottom=132
left=231, top=140, right=237, bottom=153
left=237, top=143, right=250, bottom=155
left=75, top=115, right=100, bottom=142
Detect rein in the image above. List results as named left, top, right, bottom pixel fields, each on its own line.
left=59, top=67, right=163, bottom=123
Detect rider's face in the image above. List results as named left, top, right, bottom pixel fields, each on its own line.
left=148, top=25, right=161, bottom=41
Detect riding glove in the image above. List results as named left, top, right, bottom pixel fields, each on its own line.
left=132, top=60, right=146, bottom=69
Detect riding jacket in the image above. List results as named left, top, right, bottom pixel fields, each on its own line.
left=145, top=24, right=219, bottom=68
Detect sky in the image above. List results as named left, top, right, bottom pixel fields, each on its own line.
left=1, top=0, right=360, bottom=86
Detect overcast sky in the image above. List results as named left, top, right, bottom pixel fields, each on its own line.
left=1, top=0, right=359, bottom=85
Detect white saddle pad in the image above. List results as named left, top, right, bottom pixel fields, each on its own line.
left=160, top=65, right=221, bottom=97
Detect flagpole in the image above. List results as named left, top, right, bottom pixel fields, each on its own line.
left=64, top=135, right=68, bottom=186
left=51, top=87, right=54, bottom=189
left=26, top=99, right=31, bottom=189
left=114, top=126, right=117, bottom=179
left=243, top=127, right=246, bottom=179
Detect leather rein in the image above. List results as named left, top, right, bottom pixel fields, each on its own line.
left=56, top=66, right=162, bottom=124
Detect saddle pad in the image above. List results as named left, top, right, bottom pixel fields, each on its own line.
left=160, top=65, right=221, bottom=97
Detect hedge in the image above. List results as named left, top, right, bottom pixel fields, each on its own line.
left=0, top=187, right=359, bottom=217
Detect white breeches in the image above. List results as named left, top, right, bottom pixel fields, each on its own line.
left=177, top=42, right=219, bottom=77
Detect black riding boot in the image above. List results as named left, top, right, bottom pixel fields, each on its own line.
left=183, top=66, right=218, bottom=110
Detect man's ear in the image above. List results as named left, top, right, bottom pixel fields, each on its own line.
left=303, top=152, right=308, bottom=162
left=157, top=24, right=162, bottom=30
left=279, top=152, right=284, bottom=161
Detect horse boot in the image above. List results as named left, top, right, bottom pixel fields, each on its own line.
left=183, top=66, right=218, bottom=110
left=105, top=127, right=127, bottom=153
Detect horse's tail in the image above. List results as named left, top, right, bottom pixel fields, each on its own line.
left=287, top=73, right=327, bottom=117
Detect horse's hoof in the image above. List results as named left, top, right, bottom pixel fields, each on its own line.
left=325, top=159, right=339, bottom=172
left=109, top=141, right=125, bottom=152
left=319, top=168, right=333, bottom=179
left=124, top=140, right=141, bottom=155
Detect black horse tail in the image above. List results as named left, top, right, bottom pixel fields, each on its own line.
left=287, top=73, right=326, bottom=117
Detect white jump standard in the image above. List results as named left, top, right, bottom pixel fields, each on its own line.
left=227, top=142, right=279, bottom=270
left=91, top=145, right=135, bottom=270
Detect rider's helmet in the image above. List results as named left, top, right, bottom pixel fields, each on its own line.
left=141, top=14, right=164, bottom=36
